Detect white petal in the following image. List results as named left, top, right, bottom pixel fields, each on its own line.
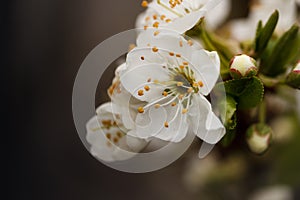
left=190, top=94, right=225, bottom=144
left=165, top=9, right=206, bottom=34
left=190, top=50, right=220, bottom=95
left=120, top=63, right=169, bottom=102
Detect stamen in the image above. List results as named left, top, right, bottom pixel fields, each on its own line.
left=138, top=90, right=144, bottom=96
left=154, top=104, right=161, bottom=108
left=138, top=107, right=145, bottom=113
left=106, top=133, right=111, bottom=139
left=164, top=122, right=169, bottom=128
left=141, top=1, right=148, bottom=7
left=177, top=82, right=183, bottom=86
left=144, top=85, right=150, bottom=91
left=182, top=108, right=188, bottom=114
left=153, top=14, right=158, bottom=20
left=169, top=52, right=175, bottom=56
left=198, top=81, right=204, bottom=87
left=113, top=137, right=119, bottom=144
left=152, top=46, right=159, bottom=52
left=144, top=25, right=148, bottom=30
left=160, top=15, right=166, bottom=20
left=176, top=54, right=181, bottom=57
left=162, top=91, right=168, bottom=96
left=187, top=87, right=193, bottom=93
left=153, top=21, right=160, bottom=28
left=165, top=19, right=172, bottom=23
left=117, top=132, right=123, bottom=138
left=171, top=102, right=177, bottom=106
left=154, top=31, right=160, bottom=36
left=183, top=61, right=189, bottom=65
left=141, top=56, right=145, bottom=60
left=188, top=40, right=194, bottom=46
left=179, top=41, right=183, bottom=47
left=179, top=65, right=185, bottom=69
left=147, top=78, right=152, bottom=82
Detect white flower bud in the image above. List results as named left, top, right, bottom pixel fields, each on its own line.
left=246, top=123, right=272, bottom=154
left=286, top=61, right=300, bottom=89
left=230, top=54, right=258, bottom=79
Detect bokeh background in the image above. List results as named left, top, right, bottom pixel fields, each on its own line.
left=7, top=0, right=300, bottom=199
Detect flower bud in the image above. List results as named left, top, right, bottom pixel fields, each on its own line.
left=286, top=61, right=300, bottom=89
left=246, top=123, right=272, bottom=154
left=230, top=54, right=258, bottom=79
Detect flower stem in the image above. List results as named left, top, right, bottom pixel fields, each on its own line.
left=258, top=100, right=266, bottom=123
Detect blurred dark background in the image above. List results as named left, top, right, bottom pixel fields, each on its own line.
left=6, top=0, right=250, bottom=199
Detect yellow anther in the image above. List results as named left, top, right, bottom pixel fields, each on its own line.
left=187, top=87, right=193, bottom=93
left=117, top=132, right=123, bottom=138
left=165, top=19, right=172, bottom=23
left=198, top=81, right=204, bottom=87
left=177, top=82, right=183, bottom=86
left=162, top=91, right=168, bottom=96
left=113, top=137, right=119, bottom=144
left=138, top=107, right=144, bottom=113
left=144, top=85, right=150, bottom=91
left=160, top=15, right=166, bottom=20
left=188, top=40, right=194, bottom=46
left=145, top=16, right=150, bottom=21
left=141, top=56, right=145, bottom=60
left=179, top=94, right=184, bottom=100
left=169, top=52, right=175, bottom=56
left=152, top=46, right=159, bottom=52
left=153, top=21, right=160, bottom=28
left=154, top=104, right=161, bottom=108
left=164, top=122, right=169, bottom=128
left=144, top=25, right=148, bottom=30
left=106, top=133, right=111, bottom=140
left=193, top=82, right=198, bottom=87
left=182, top=109, right=188, bottom=114
left=154, top=31, right=160, bottom=36
left=138, top=90, right=144, bottom=96
left=176, top=54, right=181, bottom=57
left=141, top=1, right=148, bottom=7
left=171, top=102, right=177, bottom=107
left=153, top=14, right=157, bottom=20
left=179, top=41, right=183, bottom=47
left=183, top=61, right=189, bottom=65
left=179, top=65, right=185, bottom=69
left=147, top=78, right=152, bottom=82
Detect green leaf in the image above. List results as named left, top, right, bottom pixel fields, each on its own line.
left=261, top=25, right=300, bottom=77
left=219, top=96, right=237, bottom=147
left=254, top=10, right=279, bottom=56
left=222, top=77, right=264, bottom=109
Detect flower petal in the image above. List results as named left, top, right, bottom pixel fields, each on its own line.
left=190, top=94, right=225, bottom=144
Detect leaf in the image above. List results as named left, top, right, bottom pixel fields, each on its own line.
left=254, top=10, right=279, bottom=56
left=218, top=95, right=238, bottom=147
left=261, top=25, right=300, bottom=77
left=222, top=77, right=264, bottom=109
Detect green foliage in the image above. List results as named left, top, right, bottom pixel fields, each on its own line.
left=260, top=25, right=300, bottom=77
left=254, top=10, right=279, bottom=57
left=221, top=77, right=264, bottom=109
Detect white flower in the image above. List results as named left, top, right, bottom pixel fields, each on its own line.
left=120, top=29, right=225, bottom=144
left=86, top=102, right=147, bottom=162
left=230, top=0, right=297, bottom=41
left=136, top=0, right=229, bottom=34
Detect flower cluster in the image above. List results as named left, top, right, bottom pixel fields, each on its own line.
left=86, top=0, right=300, bottom=162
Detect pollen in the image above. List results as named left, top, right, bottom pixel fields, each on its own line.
left=198, top=81, right=204, bottom=87
left=154, top=31, right=160, bottom=36
left=153, top=21, right=160, bottom=28
left=182, top=109, right=188, bottom=114
left=113, top=137, right=119, bottom=144
left=164, top=122, right=169, bottom=128
left=165, top=19, right=172, bottom=23
left=138, top=107, right=145, bottom=113
left=171, top=102, right=177, bottom=107
left=162, top=91, right=168, bottom=96
left=144, top=85, right=150, bottom=91
left=106, top=133, right=111, bottom=140
left=169, top=52, right=175, bottom=56
left=138, top=90, right=144, bottom=96
left=141, top=1, right=148, bottom=7
left=179, top=41, right=183, bottom=47
left=187, top=40, right=194, bottom=46
left=177, top=82, right=183, bottom=86
left=154, top=104, right=161, bottom=108
left=152, top=46, right=159, bottom=52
